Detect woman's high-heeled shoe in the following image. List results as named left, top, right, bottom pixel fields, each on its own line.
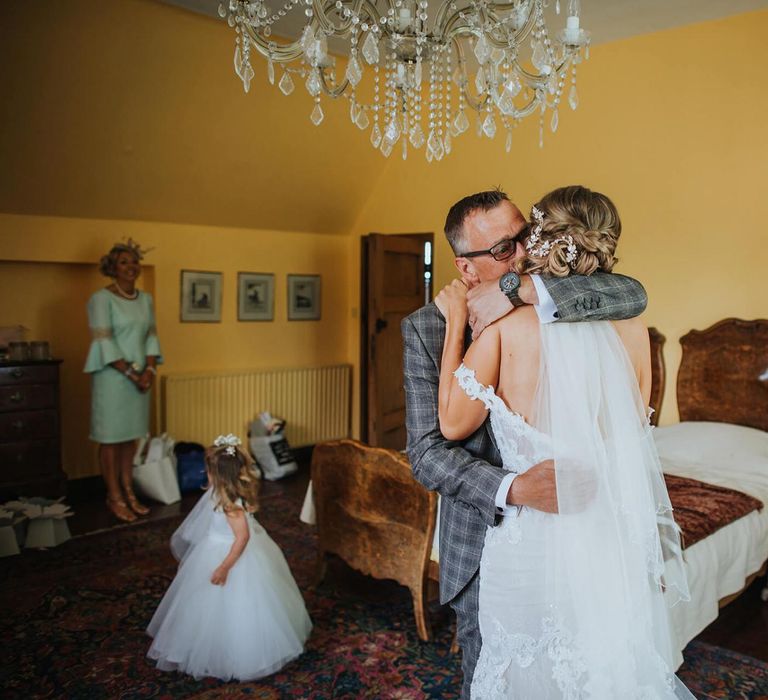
left=107, top=496, right=137, bottom=523
left=124, top=489, right=150, bottom=516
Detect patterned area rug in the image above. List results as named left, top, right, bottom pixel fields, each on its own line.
left=1, top=489, right=766, bottom=699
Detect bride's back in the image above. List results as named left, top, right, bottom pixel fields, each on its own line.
left=494, top=306, right=651, bottom=420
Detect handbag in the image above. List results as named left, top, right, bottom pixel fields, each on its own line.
left=132, top=433, right=181, bottom=505
left=174, top=441, right=208, bottom=493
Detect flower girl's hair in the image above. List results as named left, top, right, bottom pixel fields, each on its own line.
left=205, top=442, right=261, bottom=514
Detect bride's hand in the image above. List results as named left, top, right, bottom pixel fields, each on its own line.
left=435, top=280, right=468, bottom=326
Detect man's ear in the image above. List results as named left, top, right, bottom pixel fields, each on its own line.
left=454, top=257, right=479, bottom=287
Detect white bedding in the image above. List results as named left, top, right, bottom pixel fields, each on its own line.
left=654, top=422, right=768, bottom=652
left=429, top=421, right=768, bottom=662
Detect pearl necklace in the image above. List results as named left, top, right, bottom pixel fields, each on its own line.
left=114, top=281, right=138, bottom=300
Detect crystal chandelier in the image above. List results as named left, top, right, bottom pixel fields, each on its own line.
left=221, top=0, right=590, bottom=161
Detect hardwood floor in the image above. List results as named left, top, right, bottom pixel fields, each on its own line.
left=65, top=463, right=768, bottom=663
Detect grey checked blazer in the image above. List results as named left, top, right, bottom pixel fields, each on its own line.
left=402, top=272, right=647, bottom=605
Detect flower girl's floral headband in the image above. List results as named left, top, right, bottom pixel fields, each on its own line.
left=525, top=205, right=580, bottom=269
left=214, top=433, right=241, bottom=456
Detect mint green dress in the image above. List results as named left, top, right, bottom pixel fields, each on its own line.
left=84, top=289, right=163, bottom=444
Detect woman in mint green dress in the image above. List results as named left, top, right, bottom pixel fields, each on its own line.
left=84, top=240, right=162, bottom=523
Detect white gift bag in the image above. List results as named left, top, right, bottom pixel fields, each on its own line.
left=249, top=431, right=298, bottom=481
left=133, top=433, right=181, bottom=505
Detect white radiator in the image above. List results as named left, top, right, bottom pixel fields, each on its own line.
left=162, top=364, right=352, bottom=447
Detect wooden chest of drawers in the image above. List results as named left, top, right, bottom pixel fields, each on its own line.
left=0, top=361, right=66, bottom=499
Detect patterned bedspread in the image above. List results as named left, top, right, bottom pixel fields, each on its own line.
left=664, top=474, right=764, bottom=549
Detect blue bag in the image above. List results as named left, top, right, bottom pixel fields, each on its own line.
left=174, top=441, right=207, bottom=493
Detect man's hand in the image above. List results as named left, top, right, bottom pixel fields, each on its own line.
left=507, top=459, right=558, bottom=513
left=508, top=458, right=598, bottom=514
left=467, top=274, right=539, bottom=339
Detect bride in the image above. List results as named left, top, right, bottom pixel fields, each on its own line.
left=436, top=185, right=694, bottom=699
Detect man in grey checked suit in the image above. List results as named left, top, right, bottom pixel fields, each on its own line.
left=402, top=189, right=647, bottom=698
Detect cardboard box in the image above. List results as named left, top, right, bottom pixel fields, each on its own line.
left=0, top=525, right=20, bottom=557
left=24, top=517, right=71, bottom=549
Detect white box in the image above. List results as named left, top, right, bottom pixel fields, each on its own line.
left=0, top=525, right=20, bottom=557
left=24, top=517, right=71, bottom=549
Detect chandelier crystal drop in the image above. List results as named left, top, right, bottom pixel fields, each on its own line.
left=221, top=0, right=590, bottom=161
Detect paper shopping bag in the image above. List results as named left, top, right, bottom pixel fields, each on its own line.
left=133, top=435, right=181, bottom=505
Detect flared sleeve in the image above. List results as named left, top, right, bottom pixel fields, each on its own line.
left=84, top=291, right=123, bottom=373
left=144, top=293, right=163, bottom=364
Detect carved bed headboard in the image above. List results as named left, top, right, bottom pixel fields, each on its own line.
left=648, top=327, right=666, bottom=426
left=677, top=318, right=768, bottom=432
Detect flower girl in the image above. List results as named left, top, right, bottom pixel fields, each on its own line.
left=147, top=434, right=312, bottom=681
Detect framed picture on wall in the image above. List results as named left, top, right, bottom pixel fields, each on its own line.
left=180, top=270, right=222, bottom=322
left=287, top=274, right=321, bottom=321
left=238, top=272, right=274, bottom=321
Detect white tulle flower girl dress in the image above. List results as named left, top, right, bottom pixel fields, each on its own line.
left=146, top=488, right=312, bottom=681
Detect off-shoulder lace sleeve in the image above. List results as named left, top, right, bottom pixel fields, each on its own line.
left=454, top=363, right=497, bottom=410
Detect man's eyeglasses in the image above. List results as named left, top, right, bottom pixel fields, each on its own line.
left=459, top=226, right=529, bottom=262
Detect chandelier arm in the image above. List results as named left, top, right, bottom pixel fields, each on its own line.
left=313, top=0, right=382, bottom=35
left=242, top=28, right=305, bottom=62
left=513, top=54, right=572, bottom=85
left=313, top=2, right=345, bottom=33
left=319, top=67, right=350, bottom=97
left=243, top=0, right=383, bottom=63
left=441, top=2, right=537, bottom=45
left=510, top=93, right=542, bottom=119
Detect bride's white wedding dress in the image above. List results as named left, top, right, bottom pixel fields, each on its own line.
left=460, top=321, right=694, bottom=700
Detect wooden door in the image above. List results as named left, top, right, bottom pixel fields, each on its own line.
left=362, top=233, right=431, bottom=449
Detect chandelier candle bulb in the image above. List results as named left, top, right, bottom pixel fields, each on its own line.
left=565, top=15, right=580, bottom=43
left=398, top=7, right=412, bottom=31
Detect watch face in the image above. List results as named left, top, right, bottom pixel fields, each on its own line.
left=501, top=272, right=520, bottom=293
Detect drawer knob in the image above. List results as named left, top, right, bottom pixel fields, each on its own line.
left=11, top=368, right=25, bottom=379
left=10, top=392, right=24, bottom=403
left=12, top=420, right=24, bottom=431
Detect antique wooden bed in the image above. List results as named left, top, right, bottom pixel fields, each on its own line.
left=310, top=319, right=768, bottom=648
left=651, top=318, right=768, bottom=651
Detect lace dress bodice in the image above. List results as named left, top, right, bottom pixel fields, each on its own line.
left=454, top=364, right=552, bottom=475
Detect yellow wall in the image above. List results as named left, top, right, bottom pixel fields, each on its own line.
left=0, top=0, right=384, bottom=234
left=0, top=214, right=353, bottom=477
left=352, top=9, right=768, bottom=423
left=1, top=2, right=767, bottom=488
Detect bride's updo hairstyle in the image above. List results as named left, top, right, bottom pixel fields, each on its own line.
left=518, top=185, right=621, bottom=278
left=206, top=445, right=261, bottom=513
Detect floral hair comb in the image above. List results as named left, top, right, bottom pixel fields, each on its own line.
left=214, top=433, right=241, bottom=456
left=525, top=205, right=579, bottom=268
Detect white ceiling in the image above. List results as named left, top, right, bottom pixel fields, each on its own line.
left=160, top=0, right=768, bottom=45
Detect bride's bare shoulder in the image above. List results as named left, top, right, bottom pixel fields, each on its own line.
left=612, top=317, right=650, bottom=353
left=494, top=306, right=540, bottom=344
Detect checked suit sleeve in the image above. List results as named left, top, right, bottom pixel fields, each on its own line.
left=541, top=271, right=647, bottom=322
left=402, top=313, right=506, bottom=527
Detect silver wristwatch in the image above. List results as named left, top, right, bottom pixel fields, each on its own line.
left=499, top=271, right=525, bottom=307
